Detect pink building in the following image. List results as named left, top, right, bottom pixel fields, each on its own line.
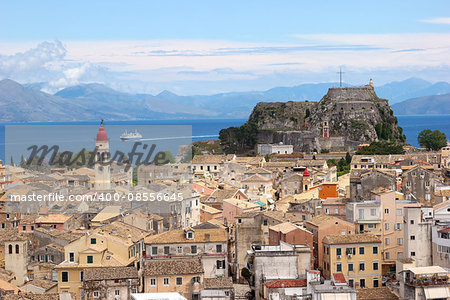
left=223, top=198, right=260, bottom=225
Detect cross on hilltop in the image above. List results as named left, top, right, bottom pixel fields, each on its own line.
left=337, top=67, right=344, bottom=87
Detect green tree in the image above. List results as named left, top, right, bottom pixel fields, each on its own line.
left=10, top=156, right=14, bottom=166
left=418, top=129, right=447, bottom=151
left=356, top=141, right=404, bottom=155
left=345, top=152, right=352, bottom=164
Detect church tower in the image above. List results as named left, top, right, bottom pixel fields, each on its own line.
left=94, top=121, right=111, bottom=191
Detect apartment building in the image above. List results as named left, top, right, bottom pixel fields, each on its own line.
left=322, top=234, right=382, bottom=289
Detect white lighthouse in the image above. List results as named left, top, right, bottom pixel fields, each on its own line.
left=94, top=121, right=111, bottom=191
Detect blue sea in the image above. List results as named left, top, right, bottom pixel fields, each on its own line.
left=0, top=116, right=449, bottom=162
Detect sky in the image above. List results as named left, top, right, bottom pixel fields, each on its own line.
left=0, top=0, right=450, bottom=95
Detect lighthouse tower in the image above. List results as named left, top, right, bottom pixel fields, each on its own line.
left=94, top=121, right=111, bottom=191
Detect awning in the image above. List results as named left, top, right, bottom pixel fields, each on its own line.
left=321, top=293, right=352, bottom=300
left=424, top=286, right=450, bottom=299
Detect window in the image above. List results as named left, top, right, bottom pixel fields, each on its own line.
left=90, top=238, right=96, bottom=244
left=177, top=246, right=182, bottom=254
left=360, top=279, right=365, bottom=288
left=191, top=245, right=197, bottom=254
left=385, top=223, right=389, bottom=230
left=187, top=232, right=193, bottom=239
left=385, top=252, right=390, bottom=259
left=410, top=235, right=415, bottom=240
left=368, top=224, right=375, bottom=229
left=325, top=208, right=329, bottom=214
left=176, top=277, right=183, bottom=285
left=373, top=246, right=378, bottom=254
left=22, top=225, right=26, bottom=231
left=69, top=252, right=75, bottom=262
left=334, top=208, right=339, bottom=214
left=373, top=278, right=379, bottom=288
left=410, top=220, right=414, bottom=224
left=164, top=246, right=170, bottom=255
left=150, top=278, right=156, bottom=286
left=238, top=219, right=242, bottom=224
left=263, top=219, right=268, bottom=226
left=87, top=255, right=93, bottom=264
left=411, top=251, right=416, bottom=256
left=152, top=247, right=158, bottom=255
left=336, top=263, right=342, bottom=272
left=398, top=252, right=403, bottom=259
left=163, top=278, right=169, bottom=285
left=396, top=209, right=402, bottom=216
left=217, top=260, right=226, bottom=269
left=348, top=263, right=354, bottom=271
left=8, top=244, right=12, bottom=254
left=15, top=244, right=19, bottom=254
left=397, top=238, right=403, bottom=245
left=370, top=209, right=376, bottom=216
left=336, top=248, right=342, bottom=256
left=384, top=209, right=389, bottom=214
left=406, top=181, right=411, bottom=187
left=115, top=290, right=120, bottom=296
left=216, top=245, right=222, bottom=253
left=385, top=238, right=390, bottom=245
left=80, top=271, right=84, bottom=281
left=193, top=276, right=201, bottom=283
left=349, top=279, right=354, bottom=287
left=359, top=247, right=364, bottom=255
left=61, top=271, right=68, bottom=282
left=93, top=291, right=99, bottom=298
left=373, top=262, right=379, bottom=270
left=359, top=262, right=365, bottom=271
left=395, top=223, right=402, bottom=230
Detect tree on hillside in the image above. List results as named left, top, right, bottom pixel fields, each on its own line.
left=356, top=141, right=404, bottom=155
left=418, top=129, right=447, bottom=151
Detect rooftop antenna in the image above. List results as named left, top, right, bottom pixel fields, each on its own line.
left=337, top=67, right=344, bottom=87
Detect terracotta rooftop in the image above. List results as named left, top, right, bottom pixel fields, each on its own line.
left=144, top=259, right=203, bottom=276
left=84, top=266, right=138, bottom=281
left=35, top=214, right=72, bottom=224
left=144, top=227, right=227, bottom=244
left=306, top=214, right=348, bottom=227
left=241, top=174, right=272, bottom=182
left=192, top=155, right=225, bottom=164
left=332, top=273, right=346, bottom=284
left=204, top=277, right=234, bottom=289
left=265, top=279, right=307, bottom=288
left=22, top=279, right=57, bottom=291
left=356, top=287, right=399, bottom=300
left=0, top=228, right=29, bottom=242
left=323, top=234, right=381, bottom=245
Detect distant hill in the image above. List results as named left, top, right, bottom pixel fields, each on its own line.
left=0, top=79, right=97, bottom=122
left=0, top=80, right=214, bottom=122
left=1, top=77, right=450, bottom=122
left=392, top=93, right=450, bottom=115
left=375, top=78, right=450, bottom=104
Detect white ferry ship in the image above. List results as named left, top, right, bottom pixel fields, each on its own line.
left=120, top=130, right=142, bottom=141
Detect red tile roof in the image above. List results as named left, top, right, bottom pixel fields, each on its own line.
left=332, top=273, right=346, bottom=284
left=265, top=279, right=307, bottom=288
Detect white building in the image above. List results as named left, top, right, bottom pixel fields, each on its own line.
left=403, top=206, right=433, bottom=267
left=257, top=143, right=294, bottom=156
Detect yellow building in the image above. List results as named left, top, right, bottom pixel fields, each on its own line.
left=56, top=221, right=148, bottom=300
left=323, top=234, right=382, bottom=289
left=143, top=258, right=203, bottom=300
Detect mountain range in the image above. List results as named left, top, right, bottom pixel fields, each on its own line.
left=1, top=77, right=449, bottom=122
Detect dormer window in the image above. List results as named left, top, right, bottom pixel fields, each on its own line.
left=186, top=229, right=194, bottom=240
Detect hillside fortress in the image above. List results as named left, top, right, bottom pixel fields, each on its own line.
left=225, top=80, right=405, bottom=153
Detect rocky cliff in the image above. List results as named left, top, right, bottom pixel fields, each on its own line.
left=220, top=83, right=406, bottom=153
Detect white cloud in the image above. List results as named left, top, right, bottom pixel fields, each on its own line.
left=1, top=34, right=450, bottom=95
left=420, top=17, right=450, bottom=24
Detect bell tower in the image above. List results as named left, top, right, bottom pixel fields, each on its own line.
left=94, top=121, right=111, bottom=191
